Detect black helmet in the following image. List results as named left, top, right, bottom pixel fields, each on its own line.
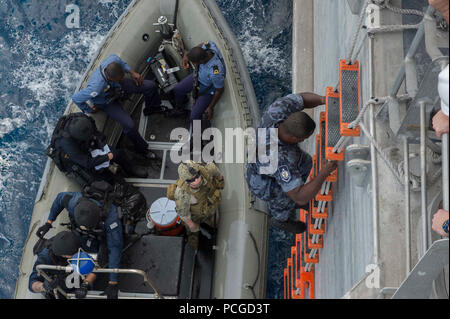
left=51, top=231, right=81, bottom=257
left=74, top=198, right=101, bottom=229
left=68, top=116, right=95, bottom=142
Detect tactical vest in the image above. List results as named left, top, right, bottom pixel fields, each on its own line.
left=46, top=113, right=99, bottom=186
left=46, top=113, right=96, bottom=173
left=167, top=166, right=224, bottom=221
left=64, top=194, right=108, bottom=243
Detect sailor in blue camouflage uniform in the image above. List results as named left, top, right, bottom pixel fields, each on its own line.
left=245, top=93, right=338, bottom=233
left=173, top=41, right=226, bottom=124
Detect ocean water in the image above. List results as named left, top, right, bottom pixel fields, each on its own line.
left=0, top=0, right=292, bottom=299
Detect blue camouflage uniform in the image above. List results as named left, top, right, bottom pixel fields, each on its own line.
left=47, top=192, right=123, bottom=282
left=245, top=94, right=312, bottom=222
left=173, top=41, right=226, bottom=123
left=28, top=247, right=71, bottom=294
left=72, top=54, right=161, bottom=153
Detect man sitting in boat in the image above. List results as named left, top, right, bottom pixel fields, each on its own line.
left=29, top=231, right=89, bottom=298
left=173, top=41, right=226, bottom=123
left=72, top=54, right=161, bottom=160
left=35, top=191, right=124, bottom=299
left=245, top=93, right=338, bottom=234
left=167, top=161, right=224, bottom=248
left=47, top=112, right=148, bottom=187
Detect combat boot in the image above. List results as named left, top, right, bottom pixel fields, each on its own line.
left=269, top=217, right=306, bottom=234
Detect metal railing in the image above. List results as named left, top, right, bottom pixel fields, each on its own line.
left=383, top=2, right=449, bottom=298
left=36, top=265, right=164, bottom=299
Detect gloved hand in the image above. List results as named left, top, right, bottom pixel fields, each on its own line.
left=74, top=281, right=90, bottom=299
left=199, top=223, right=216, bottom=239
left=101, top=282, right=119, bottom=299
left=43, top=279, right=58, bottom=292
left=36, top=223, right=52, bottom=238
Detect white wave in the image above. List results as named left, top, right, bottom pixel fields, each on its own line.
left=223, top=0, right=290, bottom=78
left=0, top=232, right=10, bottom=245
left=0, top=117, right=26, bottom=138
left=238, top=30, right=287, bottom=76
left=0, top=30, right=105, bottom=139
left=12, top=31, right=105, bottom=106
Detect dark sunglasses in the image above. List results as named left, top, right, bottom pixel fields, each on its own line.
left=186, top=172, right=200, bottom=184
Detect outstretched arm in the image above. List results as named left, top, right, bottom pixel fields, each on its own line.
left=286, top=161, right=337, bottom=206
left=299, top=92, right=326, bottom=109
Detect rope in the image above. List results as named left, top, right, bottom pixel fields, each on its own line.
left=359, top=122, right=409, bottom=187
left=244, top=231, right=260, bottom=299
left=333, top=0, right=372, bottom=91
left=397, top=161, right=421, bottom=191
left=348, top=98, right=386, bottom=130
left=382, top=1, right=425, bottom=17
left=346, top=0, right=373, bottom=62
left=351, top=32, right=369, bottom=64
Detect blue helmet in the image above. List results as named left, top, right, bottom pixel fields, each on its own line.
left=69, top=251, right=95, bottom=275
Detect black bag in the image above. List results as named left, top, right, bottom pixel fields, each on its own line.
left=46, top=113, right=97, bottom=174
left=113, top=183, right=147, bottom=222
left=83, top=181, right=148, bottom=234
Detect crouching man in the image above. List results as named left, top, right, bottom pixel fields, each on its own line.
left=167, top=161, right=224, bottom=249
left=35, top=190, right=124, bottom=299
left=29, top=231, right=95, bottom=299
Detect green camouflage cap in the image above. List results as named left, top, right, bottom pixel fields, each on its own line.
left=178, top=161, right=201, bottom=181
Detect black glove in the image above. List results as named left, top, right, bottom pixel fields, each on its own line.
left=199, top=223, right=216, bottom=239
left=91, top=133, right=107, bottom=149
left=36, top=223, right=52, bottom=238
left=101, top=283, right=119, bottom=299
left=74, top=281, right=89, bottom=299
left=43, top=279, right=58, bottom=292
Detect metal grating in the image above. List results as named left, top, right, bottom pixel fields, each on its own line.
left=327, top=96, right=341, bottom=147
left=320, top=120, right=326, bottom=169
left=341, top=69, right=359, bottom=123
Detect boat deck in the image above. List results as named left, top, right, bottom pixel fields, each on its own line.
left=87, top=59, right=215, bottom=298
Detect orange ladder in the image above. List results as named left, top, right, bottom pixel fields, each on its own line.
left=283, top=59, right=361, bottom=299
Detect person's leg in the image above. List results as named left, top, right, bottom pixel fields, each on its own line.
left=266, top=184, right=306, bottom=233
left=97, top=242, right=109, bottom=268
left=190, top=94, right=214, bottom=123
left=267, top=195, right=297, bottom=222
left=173, top=74, right=194, bottom=107
left=103, top=102, right=148, bottom=154
left=120, top=78, right=161, bottom=109
left=110, top=147, right=147, bottom=178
